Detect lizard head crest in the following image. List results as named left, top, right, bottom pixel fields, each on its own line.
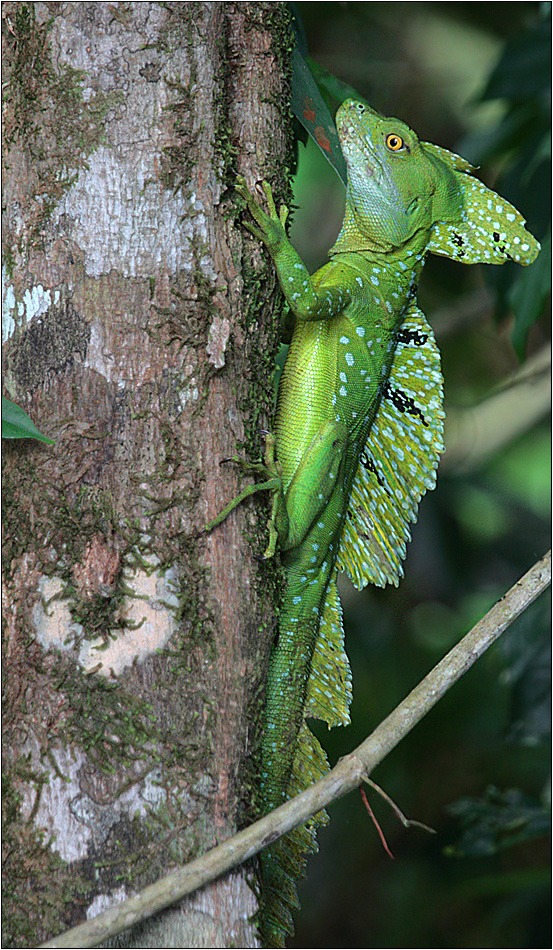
left=423, top=141, right=540, bottom=265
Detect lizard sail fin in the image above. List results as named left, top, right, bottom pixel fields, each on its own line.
left=423, top=140, right=476, bottom=173
left=337, top=305, right=445, bottom=589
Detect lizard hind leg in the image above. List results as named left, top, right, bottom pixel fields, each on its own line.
left=280, top=420, right=349, bottom=554
left=200, top=432, right=289, bottom=559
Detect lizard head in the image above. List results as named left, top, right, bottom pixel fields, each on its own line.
left=334, top=98, right=458, bottom=251
left=334, top=99, right=540, bottom=265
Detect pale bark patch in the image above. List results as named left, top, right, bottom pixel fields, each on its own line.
left=2, top=268, right=62, bottom=342
left=86, top=886, right=135, bottom=922
left=53, top=147, right=211, bottom=280
left=206, top=316, right=231, bottom=369
left=32, top=557, right=178, bottom=676
left=18, top=740, right=166, bottom=864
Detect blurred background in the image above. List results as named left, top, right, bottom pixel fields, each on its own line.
left=286, top=3, right=551, bottom=947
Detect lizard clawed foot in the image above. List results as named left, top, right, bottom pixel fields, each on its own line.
left=218, top=432, right=279, bottom=476
left=235, top=176, right=289, bottom=254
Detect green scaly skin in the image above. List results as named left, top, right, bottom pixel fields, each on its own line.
left=224, top=99, right=540, bottom=947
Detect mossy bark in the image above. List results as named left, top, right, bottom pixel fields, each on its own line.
left=2, top=3, right=292, bottom=947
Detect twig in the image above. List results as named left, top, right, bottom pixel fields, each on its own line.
left=39, top=551, right=551, bottom=949
left=360, top=787, right=395, bottom=859
left=364, top=777, right=436, bottom=835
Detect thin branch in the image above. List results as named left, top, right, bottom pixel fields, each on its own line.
left=40, top=551, right=551, bottom=949
left=360, top=786, right=395, bottom=859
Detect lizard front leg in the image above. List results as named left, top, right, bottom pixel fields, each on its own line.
left=236, top=177, right=351, bottom=322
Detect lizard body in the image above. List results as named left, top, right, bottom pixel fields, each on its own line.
left=226, top=100, right=539, bottom=946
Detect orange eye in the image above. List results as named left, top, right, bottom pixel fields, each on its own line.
left=386, top=133, right=405, bottom=151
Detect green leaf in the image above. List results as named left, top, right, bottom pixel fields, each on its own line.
left=459, top=102, right=548, bottom=168
left=481, top=15, right=551, bottom=102
left=290, top=43, right=348, bottom=185
left=306, top=58, right=366, bottom=115
left=498, top=594, right=551, bottom=746
left=2, top=396, right=54, bottom=443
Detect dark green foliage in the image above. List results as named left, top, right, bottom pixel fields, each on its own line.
left=482, top=14, right=551, bottom=100
left=446, top=786, right=550, bottom=858
left=460, top=7, right=551, bottom=357
left=499, top=594, right=551, bottom=747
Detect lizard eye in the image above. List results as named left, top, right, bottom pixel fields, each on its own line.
left=386, top=133, right=405, bottom=151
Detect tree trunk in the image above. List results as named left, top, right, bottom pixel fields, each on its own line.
left=2, top=3, right=291, bottom=947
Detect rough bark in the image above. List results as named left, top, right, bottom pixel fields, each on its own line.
left=2, top=3, right=291, bottom=947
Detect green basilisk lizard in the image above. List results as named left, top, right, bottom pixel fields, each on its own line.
left=207, top=99, right=539, bottom=947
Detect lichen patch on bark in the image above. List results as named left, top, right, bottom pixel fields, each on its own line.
left=32, top=557, right=178, bottom=677
left=2, top=268, right=62, bottom=343
left=17, top=739, right=166, bottom=865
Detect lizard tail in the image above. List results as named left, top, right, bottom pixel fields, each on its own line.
left=259, top=577, right=351, bottom=947
left=260, top=724, right=329, bottom=947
